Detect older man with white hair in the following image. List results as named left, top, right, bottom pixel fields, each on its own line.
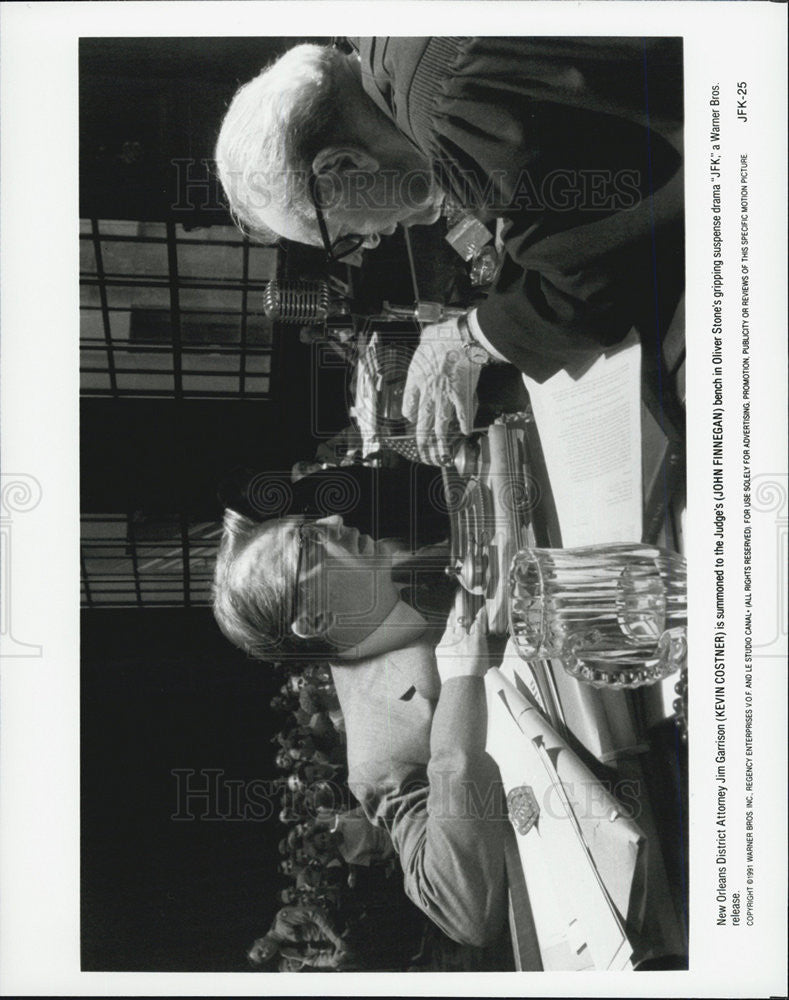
left=216, top=35, right=684, bottom=460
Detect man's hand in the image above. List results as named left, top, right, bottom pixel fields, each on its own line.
left=435, top=598, right=490, bottom=683
left=352, top=337, right=383, bottom=457
left=401, top=318, right=484, bottom=465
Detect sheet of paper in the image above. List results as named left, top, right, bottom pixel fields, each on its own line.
left=522, top=333, right=643, bottom=547
left=485, top=667, right=640, bottom=970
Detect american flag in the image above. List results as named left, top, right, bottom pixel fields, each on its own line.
left=378, top=435, right=422, bottom=464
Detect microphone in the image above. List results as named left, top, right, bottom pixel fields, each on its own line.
left=262, top=279, right=331, bottom=324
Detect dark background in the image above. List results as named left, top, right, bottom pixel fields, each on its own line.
left=80, top=37, right=348, bottom=522
left=81, top=38, right=349, bottom=972
left=81, top=607, right=282, bottom=971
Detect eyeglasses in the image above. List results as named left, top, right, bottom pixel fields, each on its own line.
left=290, top=520, right=336, bottom=635
left=308, top=173, right=366, bottom=264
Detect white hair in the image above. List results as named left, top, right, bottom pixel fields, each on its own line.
left=214, top=43, right=349, bottom=240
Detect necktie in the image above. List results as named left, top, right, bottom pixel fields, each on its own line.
left=391, top=545, right=457, bottom=626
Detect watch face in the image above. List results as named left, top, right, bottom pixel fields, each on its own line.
left=467, top=344, right=489, bottom=365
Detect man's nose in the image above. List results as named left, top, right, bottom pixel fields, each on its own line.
left=318, top=514, right=344, bottom=529
left=343, top=247, right=366, bottom=268
left=361, top=233, right=381, bottom=249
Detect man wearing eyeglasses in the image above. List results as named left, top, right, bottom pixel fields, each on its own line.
left=213, top=509, right=510, bottom=950
left=215, top=36, right=683, bottom=465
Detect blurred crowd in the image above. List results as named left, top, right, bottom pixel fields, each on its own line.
left=248, top=660, right=404, bottom=971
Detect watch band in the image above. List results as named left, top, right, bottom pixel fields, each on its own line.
left=457, top=312, right=491, bottom=365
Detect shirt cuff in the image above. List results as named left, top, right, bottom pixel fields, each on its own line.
left=467, top=309, right=508, bottom=363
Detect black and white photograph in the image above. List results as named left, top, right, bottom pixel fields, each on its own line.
left=0, top=3, right=786, bottom=997
left=79, top=32, right=689, bottom=973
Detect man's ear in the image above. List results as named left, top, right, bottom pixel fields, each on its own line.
left=291, top=610, right=335, bottom=640
left=312, top=145, right=379, bottom=182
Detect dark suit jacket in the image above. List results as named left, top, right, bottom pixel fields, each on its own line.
left=222, top=464, right=451, bottom=548
left=352, top=36, right=684, bottom=381
left=292, top=464, right=450, bottom=549
left=330, top=630, right=508, bottom=947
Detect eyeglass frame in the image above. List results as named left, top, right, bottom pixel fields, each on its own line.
left=290, top=519, right=334, bottom=636
left=307, top=173, right=366, bottom=264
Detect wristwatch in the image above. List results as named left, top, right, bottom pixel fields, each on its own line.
left=457, top=312, right=491, bottom=366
